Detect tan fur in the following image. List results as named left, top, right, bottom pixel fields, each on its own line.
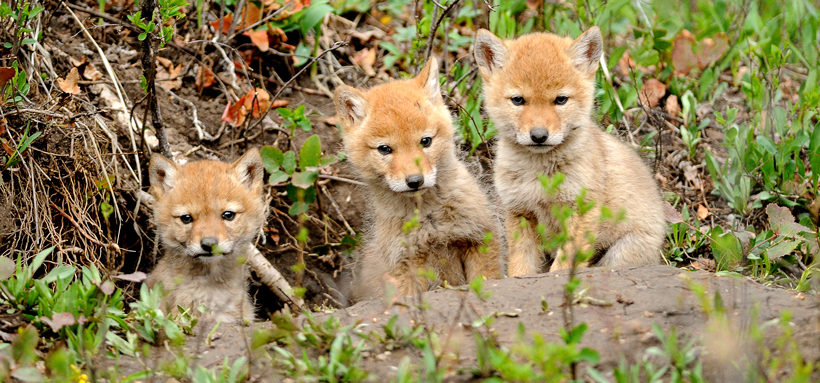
left=146, top=149, right=266, bottom=322
left=335, top=58, right=503, bottom=300
left=474, top=28, right=665, bottom=275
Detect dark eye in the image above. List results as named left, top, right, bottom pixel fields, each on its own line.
left=377, top=145, right=393, bottom=155
left=222, top=211, right=236, bottom=221
left=555, top=96, right=568, bottom=105
left=511, top=96, right=525, bottom=106
left=420, top=137, right=432, bottom=148
left=180, top=214, right=193, bottom=224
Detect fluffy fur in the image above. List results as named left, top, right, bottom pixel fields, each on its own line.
left=335, top=58, right=503, bottom=300
left=146, top=149, right=266, bottom=322
left=474, top=27, right=666, bottom=275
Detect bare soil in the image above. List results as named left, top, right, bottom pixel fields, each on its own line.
left=115, top=265, right=820, bottom=381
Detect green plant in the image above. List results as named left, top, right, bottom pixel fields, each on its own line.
left=127, top=0, right=188, bottom=46
left=261, top=122, right=343, bottom=215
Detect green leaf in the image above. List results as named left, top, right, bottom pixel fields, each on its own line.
left=809, top=122, right=820, bottom=188
left=577, top=347, right=600, bottom=363
left=766, top=239, right=799, bottom=261
left=260, top=146, right=284, bottom=173
left=11, top=367, right=44, bottom=382
left=709, top=227, right=742, bottom=270
left=291, top=171, right=318, bottom=189
left=320, top=154, right=340, bottom=167
left=300, top=3, right=334, bottom=36
left=30, top=246, right=55, bottom=276
left=755, top=135, right=776, bottom=154
left=268, top=169, right=289, bottom=185
left=0, top=256, right=14, bottom=280
left=767, top=204, right=811, bottom=236
left=282, top=151, right=297, bottom=174
left=43, top=266, right=75, bottom=284
left=100, top=201, right=113, bottom=221
left=299, top=134, right=322, bottom=168
left=289, top=201, right=309, bottom=216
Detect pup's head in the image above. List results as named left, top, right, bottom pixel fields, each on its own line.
left=474, top=27, right=602, bottom=152
left=149, top=149, right=266, bottom=262
left=334, top=57, right=454, bottom=194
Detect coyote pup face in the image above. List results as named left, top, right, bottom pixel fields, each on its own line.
left=149, top=150, right=266, bottom=263
left=474, top=27, right=603, bottom=152
left=334, top=58, right=454, bottom=194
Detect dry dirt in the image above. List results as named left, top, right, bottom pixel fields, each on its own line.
left=117, top=265, right=820, bottom=381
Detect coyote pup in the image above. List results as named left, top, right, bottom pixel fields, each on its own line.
left=474, top=27, right=665, bottom=275
left=335, top=57, right=502, bottom=300
left=147, top=149, right=266, bottom=322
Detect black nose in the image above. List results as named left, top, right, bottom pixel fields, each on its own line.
left=406, top=175, right=424, bottom=190
left=531, top=128, right=548, bottom=144
left=200, top=237, right=218, bottom=253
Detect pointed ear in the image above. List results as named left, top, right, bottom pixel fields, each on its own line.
left=334, top=85, right=369, bottom=130
left=566, top=26, right=603, bottom=75
left=149, top=153, right=180, bottom=196
left=231, top=148, right=264, bottom=190
left=474, top=29, right=508, bottom=76
left=416, top=57, right=442, bottom=103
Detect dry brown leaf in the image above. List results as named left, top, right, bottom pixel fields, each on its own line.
left=156, top=56, right=173, bottom=68
left=697, top=204, right=709, bottom=220
left=665, top=94, right=681, bottom=117
left=349, top=29, right=386, bottom=42
left=664, top=202, right=683, bottom=224
left=692, top=258, right=716, bottom=271
left=352, top=48, right=377, bottom=77
left=57, top=67, right=81, bottom=94
left=695, top=33, right=729, bottom=68
left=265, top=226, right=280, bottom=245
left=222, top=94, right=250, bottom=127
left=679, top=160, right=702, bottom=189
left=616, top=51, right=637, bottom=77
left=671, top=30, right=698, bottom=75
left=41, top=313, right=76, bottom=332
left=244, top=29, right=270, bottom=52
left=210, top=14, right=233, bottom=34
left=114, top=271, right=147, bottom=283
left=83, top=64, right=103, bottom=81
left=0, top=67, right=15, bottom=90
left=156, top=62, right=183, bottom=91
left=69, top=56, right=87, bottom=67
left=526, top=0, right=544, bottom=10
left=242, top=2, right=262, bottom=29
left=223, top=88, right=285, bottom=127
left=639, top=78, right=667, bottom=108
left=195, top=65, right=216, bottom=91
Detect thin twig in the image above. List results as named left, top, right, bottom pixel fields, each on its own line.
left=138, top=0, right=172, bottom=158
left=318, top=174, right=366, bottom=186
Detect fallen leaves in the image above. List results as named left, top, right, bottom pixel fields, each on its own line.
left=244, top=29, right=270, bottom=52
left=57, top=67, right=81, bottom=94
left=638, top=78, right=667, bottom=108
left=156, top=57, right=183, bottom=91
left=114, top=271, right=148, bottom=283
left=222, top=88, right=288, bottom=127
left=0, top=67, right=15, bottom=90
left=671, top=30, right=729, bottom=74
left=40, top=312, right=79, bottom=332
left=352, top=48, right=377, bottom=76
left=195, top=65, right=216, bottom=91
left=697, top=204, right=709, bottom=220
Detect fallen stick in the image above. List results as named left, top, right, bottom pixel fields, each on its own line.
left=248, top=247, right=305, bottom=312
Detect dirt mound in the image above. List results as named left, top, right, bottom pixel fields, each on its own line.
left=123, top=265, right=818, bottom=381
